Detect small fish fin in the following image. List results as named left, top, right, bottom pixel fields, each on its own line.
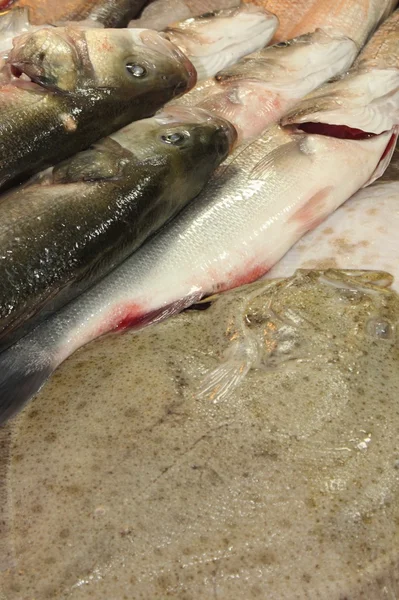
left=363, top=128, right=399, bottom=188
left=197, top=335, right=260, bottom=403
left=249, top=140, right=297, bottom=180
left=150, top=291, right=205, bottom=326
left=0, top=339, right=55, bottom=425
left=52, top=139, right=131, bottom=184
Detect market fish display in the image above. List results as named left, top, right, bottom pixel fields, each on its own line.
left=0, top=107, right=235, bottom=352
left=193, top=29, right=357, bottom=143
left=0, top=122, right=392, bottom=423
left=162, top=4, right=278, bottom=81
left=283, top=9, right=399, bottom=144
left=129, top=0, right=241, bottom=31
left=0, top=27, right=196, bottom=191
left=244, top=0, right=397, bottom=47
left=3, top=0, right=147, bottom=27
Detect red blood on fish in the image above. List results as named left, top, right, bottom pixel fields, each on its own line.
left=0, top=0, right=15, bottom=9
left=114, top=305, right=164, bottom=332
left=298, top=122, right=376, bottom=140
left=289, top=186, right=333, bottom=231
left=381, top=132, right=397, bottom=161
left=226, top=263, right=270, bottom=290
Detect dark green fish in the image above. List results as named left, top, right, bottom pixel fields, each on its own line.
left=0, top=26, right=196, bottom=190
left=0, top=106, right=236, bottom=352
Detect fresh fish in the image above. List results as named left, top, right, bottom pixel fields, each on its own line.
left=193, top=29, right=357, bottom=143
left=162, top=4, right=279, bottom=80
left=129, top=0, right=241, bottom=31
left=0, top=27, right=196, bottom=191
left=0, top=107, right=235, bottom=352
left=3, top=0, right=148, bottom=27
left=243, top=0, right=397, bottom=48
left=283, top=10, right=399, bottom=144
left=266, top=182, right=399, bottom=293
left=0, top=121, right=392, bottom=423
left=2, top=268, right=399, bottom=599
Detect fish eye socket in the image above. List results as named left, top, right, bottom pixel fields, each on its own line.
left=126, top=63, right=147, bottom=78
left=161, top=132, right=187, bottom=145
left=200, top=11, right=216, bottom=18
left=275, top=41, right=289, bottom=47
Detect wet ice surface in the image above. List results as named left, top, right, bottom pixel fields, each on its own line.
left=1, top=270, right=399, bottom=599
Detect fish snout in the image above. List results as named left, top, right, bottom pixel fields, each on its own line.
left=129, top=28, right=197, bottom=90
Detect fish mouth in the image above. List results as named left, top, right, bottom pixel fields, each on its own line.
left=155, top=106, right=238, bottom=150
left=8, top=62, right=52, bottom=92
left=129, top=28, right=197, bottom=90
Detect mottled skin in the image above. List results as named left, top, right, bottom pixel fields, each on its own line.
left=4, top=0, right=148, bottom=27
left=0, top=108, right=235, bottom=351
left=0, top=27, right=195, bottom=190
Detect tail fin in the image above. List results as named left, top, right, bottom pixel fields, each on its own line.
left=0, top=339, right=55, bottom=425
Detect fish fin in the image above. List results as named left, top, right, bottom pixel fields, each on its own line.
left=0, top=340, right=55, bottom=425
left=249, top=140, right=298, bottom=180
left=197, top=336, right=259, bottom=403
left=149, top=291, right=205, bottom=326
left=363, top=128, right=399, bottom=188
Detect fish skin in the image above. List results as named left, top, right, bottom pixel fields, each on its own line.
left=5, top=0, right=147, bottom=27
left=195, top=29, right=357, bottom=143
left=0, top=106, right=236, bottom=352
left=0, top=27, right=196, bottom=191
left=162, top=4, right=279, bottom=81
left=0, top=124, right=391, bottom=423
left=282, top=10, right=399, bottom=139
left=129, top=0, right=241, bottom=31
left=244, top=0, right=397, bottom=48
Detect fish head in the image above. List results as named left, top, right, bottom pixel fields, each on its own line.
left=111, top=106, right=237, bottom=198
left=8, top=26, right=197, bottom=99
left=164, top=4, right=278, bottom=80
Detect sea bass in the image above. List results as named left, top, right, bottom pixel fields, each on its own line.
left=244, top=0, right=396, bottom=47
left=0, top=123, right=392, bottom=423
left=162, top=4, right=278, bottom=80
left=2, top=0, right=147, bottom=27
left=283, top=9, right=399, bottom=144
left=129, top=0, right=241, bottom=31
left=0, top=27, right=195, bottom=191
left=0, top=107, right=235, bottom=352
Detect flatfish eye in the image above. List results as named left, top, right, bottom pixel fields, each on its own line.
left=366, top=317, right=394, bottom=340
left=199, top=11, right=216, bottom=18
left=161, top=132, right=187, bottom=145
left=275, top=41, right=290, bottom=47
left=126, top=63, right=147, bottom=78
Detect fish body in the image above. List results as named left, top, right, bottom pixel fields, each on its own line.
left=0, top=27, right=196, bottom=190
left=0, top=107, right=235, bottom=351
left=0, top=124, right=392, bottom=422
left=129, top=0, right=241, bottom=30
left=266, top=181, right=399, bottom=293
left=244, top=0, right=397, bottom=48
left=163, top=4, right=279, bottom=80
left=5, top=0, right=147, bottom=27
left=192, top=29, right=357, bottom=143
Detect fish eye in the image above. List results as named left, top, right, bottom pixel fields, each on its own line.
left=161, top=132, right=187, bottom=145
left=199, top=11, right=216, bottom=18
left=275, top=41, right=290, bottom=47
left=126, top=63, right=147, bottom=78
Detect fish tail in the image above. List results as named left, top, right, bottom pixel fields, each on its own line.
left=0, top=338, right=55, bottom=425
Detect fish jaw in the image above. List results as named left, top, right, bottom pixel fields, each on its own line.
left=198, top=30, right=358, bottom=143
left=164, top=4, right=279, bottom=80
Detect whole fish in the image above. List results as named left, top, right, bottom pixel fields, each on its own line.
left=0, top=122, right=392, bottom=422
left=129, top=0, right=241, bottom=31
left=243, top=0, right=397, bottom=48
left=162, top=4, right=279, bottom=80
left=0, top=107, right=235, bottom=352
left=0, top=27, right=196, bottom=191
left=193, top=29, right=357, bottom=143
left=282, top=10, right=399, bottom=145
left=2, top=0, right=147, bottom=27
